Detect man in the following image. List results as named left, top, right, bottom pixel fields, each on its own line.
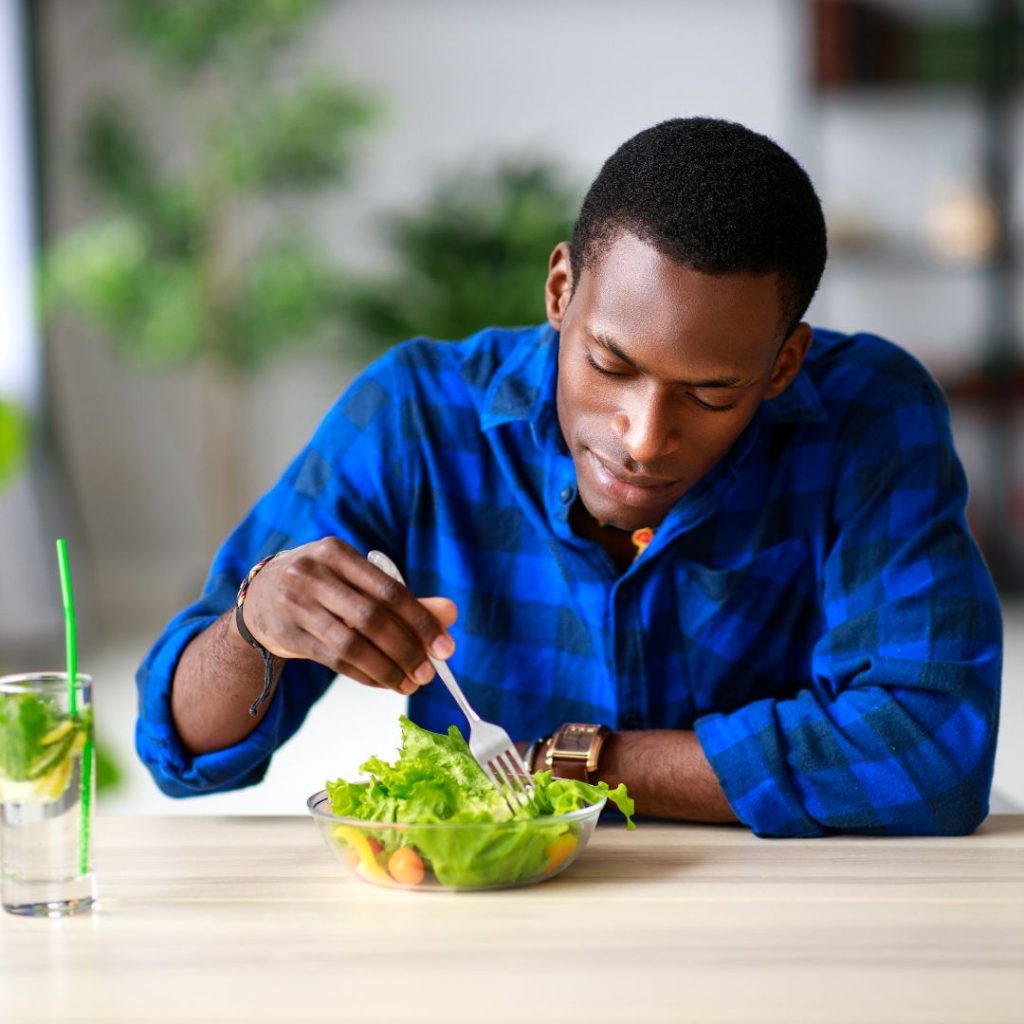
left=137, top=118, right=1002, bottom=837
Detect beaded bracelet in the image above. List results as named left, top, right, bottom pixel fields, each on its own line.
left=235, top=550, right=290, bottom=717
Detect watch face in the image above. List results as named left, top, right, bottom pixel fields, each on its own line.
left=559, top=724, right=596, bottom=757
left=547, top=723, right=610, bottom=779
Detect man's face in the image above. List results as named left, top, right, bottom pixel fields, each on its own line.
left=546, top=231, right=811, bottom=532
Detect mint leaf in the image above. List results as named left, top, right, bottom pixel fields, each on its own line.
left=0, top=693, right=58, bottom=780
left=0, top=692, right=91, bottom=783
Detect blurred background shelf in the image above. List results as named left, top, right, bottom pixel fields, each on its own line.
left=807, top=0, right=1024, bottom=591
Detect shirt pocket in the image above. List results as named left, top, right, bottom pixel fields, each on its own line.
left=676, top=537, right=821, bottom=714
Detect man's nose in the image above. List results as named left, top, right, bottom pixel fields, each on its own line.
left=613, top=390, right=677, bottom=465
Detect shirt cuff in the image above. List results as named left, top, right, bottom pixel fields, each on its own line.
left=694, top=699, right=826, bottom=838
left=135, top=613, right=286, bottom=798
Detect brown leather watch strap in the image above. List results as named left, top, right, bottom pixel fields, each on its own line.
left=545, top=722, right=610, bottom=783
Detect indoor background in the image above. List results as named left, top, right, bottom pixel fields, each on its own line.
left=1, top=0, right=1021, bottom=813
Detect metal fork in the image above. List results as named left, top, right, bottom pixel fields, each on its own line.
left=367, top=550, right=534, bottom=814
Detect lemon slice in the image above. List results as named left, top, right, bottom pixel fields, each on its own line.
left=34, top=756, right=73, bottom=800
left=41, top=720, right=75, bottom=746
left=27, top=732, right=75, bottom=780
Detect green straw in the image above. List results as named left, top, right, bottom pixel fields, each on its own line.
left=56, top=539, right=77, bottom=714
left=56, top=538, right=91, bottom=876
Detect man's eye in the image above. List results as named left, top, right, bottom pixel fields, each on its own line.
left=585, top=353, right=629, bottom=378
left=690, top=395, right=738, bottom=412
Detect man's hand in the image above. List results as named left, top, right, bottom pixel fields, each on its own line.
left=241, top=538, right=458, bottom=696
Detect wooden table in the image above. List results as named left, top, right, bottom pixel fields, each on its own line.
left=1, top=814, right=1022, bottom=1023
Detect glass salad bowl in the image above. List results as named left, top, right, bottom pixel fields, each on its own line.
left=307, top=789, right=605, bottom=892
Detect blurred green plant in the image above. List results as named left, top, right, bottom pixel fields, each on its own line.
left=95, top=742, right=122, bottom=793
left=41, top=0, right=379, bottom=372
left=39, top=0, right=380, bottom=549
left=344, top=160, right=580, bottom=352
left=0, top=399, right=29, bottom=488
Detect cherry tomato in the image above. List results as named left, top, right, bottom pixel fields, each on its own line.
left=388, top=846, right=425, bottom=885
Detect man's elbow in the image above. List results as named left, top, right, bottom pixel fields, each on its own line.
left=923, top=798, right=989, bottom=837
left=860, top=770, right=993, bottom=838
left=135, top=742, right=202, bottom=799
left=139, top=757, right=268, bottom=800
left=876, top=693, right=999, bottom=837
left=823, top=796, right=988, bottom=838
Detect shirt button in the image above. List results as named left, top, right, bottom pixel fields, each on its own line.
left=559, top=487, right=575, bottom=504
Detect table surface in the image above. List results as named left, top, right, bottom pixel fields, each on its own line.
left=1, top=814, right=1022, bottom=1024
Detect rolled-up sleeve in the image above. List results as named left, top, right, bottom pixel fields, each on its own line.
left=696, top=378, right=1002, bottom=837
left=135, top=602, right=292, bottom=797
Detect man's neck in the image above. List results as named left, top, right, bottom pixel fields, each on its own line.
left=568, top=501, right=645, bottom=573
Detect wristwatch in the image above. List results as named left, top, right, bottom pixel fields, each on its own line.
left=545, top=722, right=611, bottom=783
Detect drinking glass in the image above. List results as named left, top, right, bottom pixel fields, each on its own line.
left=0, top=672, right=96, bottom=916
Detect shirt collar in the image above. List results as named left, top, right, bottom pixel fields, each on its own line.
left=758, top=365, right=827, bottom=424
left=692, top=366, right=825, bottom=493
left=480, top=323, right=563, bottom=450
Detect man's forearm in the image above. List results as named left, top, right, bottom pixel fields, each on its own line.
left=170, top=609, right=285, bottom=757
left=594, top=730, right=737, bottom=823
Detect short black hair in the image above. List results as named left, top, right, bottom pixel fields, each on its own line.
left=570, top=117, right=827, bottom=336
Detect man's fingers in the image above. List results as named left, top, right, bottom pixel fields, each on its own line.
left=295, top=630, right=407, bottom=695
left=306, top=577, right=435, bottom=684
left=362, top=566, right=456, bottom=658
left=418, top=596, right=458, bottom=634
left=298, top=607, right=421, bottom=694
left=310, top=540, right=455, bottom=656
left=247, top=539, right=456, bottom=693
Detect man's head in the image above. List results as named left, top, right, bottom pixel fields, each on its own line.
left=546, top=117, right=827, bottom=532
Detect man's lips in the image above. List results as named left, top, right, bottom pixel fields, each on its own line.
left=589, top=449, right=675, bottom=488
left=584, top=449, right=681, bottom=507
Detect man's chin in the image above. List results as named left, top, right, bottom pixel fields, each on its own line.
left=573, top=448, right=688, bottom=526
left=577, top=487, right=671, bottom=533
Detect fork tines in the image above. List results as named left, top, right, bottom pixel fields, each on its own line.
left=485, top=753, right=534, bottom=814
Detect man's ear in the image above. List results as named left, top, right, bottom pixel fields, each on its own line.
left=545, top=242, right=573, bottom=331
left=763, top=322, right=812, bottom=399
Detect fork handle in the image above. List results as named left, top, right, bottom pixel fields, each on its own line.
left=427, top=656, right=481, bottom=725
left=367, top=551, right=480, bottom=724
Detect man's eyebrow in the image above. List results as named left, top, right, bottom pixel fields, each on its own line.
left=586, top=329, right=757, bottom=389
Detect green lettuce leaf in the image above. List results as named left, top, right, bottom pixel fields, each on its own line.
left=528, top=771, right=636, bottom=828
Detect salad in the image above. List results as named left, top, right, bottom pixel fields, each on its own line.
left=323, top=716, right=634, bottom=889
left=0, top=690, right=91, bottom=802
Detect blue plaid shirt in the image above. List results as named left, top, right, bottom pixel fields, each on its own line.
left=136, top=324, right=1002, bottom=837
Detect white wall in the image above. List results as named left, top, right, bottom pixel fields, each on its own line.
left=304, top=0, right=808, bottom=269
left=0, top=0, right=64, bottom=654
